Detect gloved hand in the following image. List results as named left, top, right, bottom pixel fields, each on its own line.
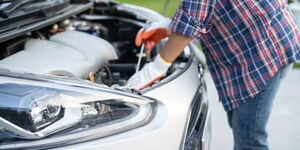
left=127, top=54, right=171, bottom=90
left=135, top=18, right=171, bottom=53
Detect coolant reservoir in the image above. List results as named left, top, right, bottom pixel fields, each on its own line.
left=50, top=31, right=118, bottom=64
left=0, top=31, right=118, bottom=78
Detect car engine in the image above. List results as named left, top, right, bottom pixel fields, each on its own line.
left=0, top=4, right=191, bottom=89
left=0, top=31, right=118, bottom=79
left=0, top=14, right=146, bottom=86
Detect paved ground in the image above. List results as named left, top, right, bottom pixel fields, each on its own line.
left=206, top=69, right=300, bottom=150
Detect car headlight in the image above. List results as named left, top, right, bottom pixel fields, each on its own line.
left=0, top=72, right=156, bottom=149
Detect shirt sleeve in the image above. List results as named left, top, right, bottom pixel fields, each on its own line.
left=169, top=0, right=216, bottom=38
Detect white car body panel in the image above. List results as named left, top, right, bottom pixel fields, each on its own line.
left=53, top=61, right=200, bottom=150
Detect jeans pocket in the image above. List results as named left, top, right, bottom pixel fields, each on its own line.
left=280, top=64, right=293, bottom=79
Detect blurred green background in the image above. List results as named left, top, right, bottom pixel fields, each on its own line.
left=117, top=0, right=300, bottom=68
left=116, top=0, right=179, bottom=17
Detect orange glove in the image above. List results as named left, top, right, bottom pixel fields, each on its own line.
left=135, top=18, right=171, bottom=53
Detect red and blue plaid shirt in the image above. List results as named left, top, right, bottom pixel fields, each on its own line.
left=170, top=0, right=300, bottom=111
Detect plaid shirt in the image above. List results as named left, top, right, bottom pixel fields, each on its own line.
left=170, top=0, right=300, bottom=111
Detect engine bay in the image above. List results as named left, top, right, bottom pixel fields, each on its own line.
left=0, top=1, right=191, bottom=90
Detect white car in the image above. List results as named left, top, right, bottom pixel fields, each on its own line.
left=0, top=0, right=211, bottom=150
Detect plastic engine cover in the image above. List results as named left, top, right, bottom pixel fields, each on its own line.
left=0, top=31, right=118, bottom=78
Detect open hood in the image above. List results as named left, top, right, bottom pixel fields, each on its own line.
left=0, top=0, right=92, bottom=42
left=0, top=0, right=71, bottom=32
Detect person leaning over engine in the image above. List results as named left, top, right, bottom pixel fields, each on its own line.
left=127, top=0, right=300, bottom=149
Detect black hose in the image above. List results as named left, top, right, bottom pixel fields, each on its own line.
left=103, top=65, right=113, bottom=86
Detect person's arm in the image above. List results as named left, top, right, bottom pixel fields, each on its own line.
left=161, top=0, right=217, bottom=62
left=127, top=0, right=217, bottom=90
left=160, top=32, right=193, bottom=63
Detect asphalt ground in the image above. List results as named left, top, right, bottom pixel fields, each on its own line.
left=206, top=69, right=300, bottom=150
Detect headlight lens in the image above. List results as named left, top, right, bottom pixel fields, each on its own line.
left=0, top=73, right=156, bottom=149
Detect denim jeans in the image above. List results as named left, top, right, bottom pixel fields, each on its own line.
left=227, top=64, right=293, bottom=150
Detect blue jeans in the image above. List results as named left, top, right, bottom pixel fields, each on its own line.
left=227, top=64, right=293, bottom=150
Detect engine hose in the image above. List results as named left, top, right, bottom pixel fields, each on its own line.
left=103, top=65, right=113, bottom=86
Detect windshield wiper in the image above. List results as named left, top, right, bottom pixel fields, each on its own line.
left=0, top=0, right=43, bottom=18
